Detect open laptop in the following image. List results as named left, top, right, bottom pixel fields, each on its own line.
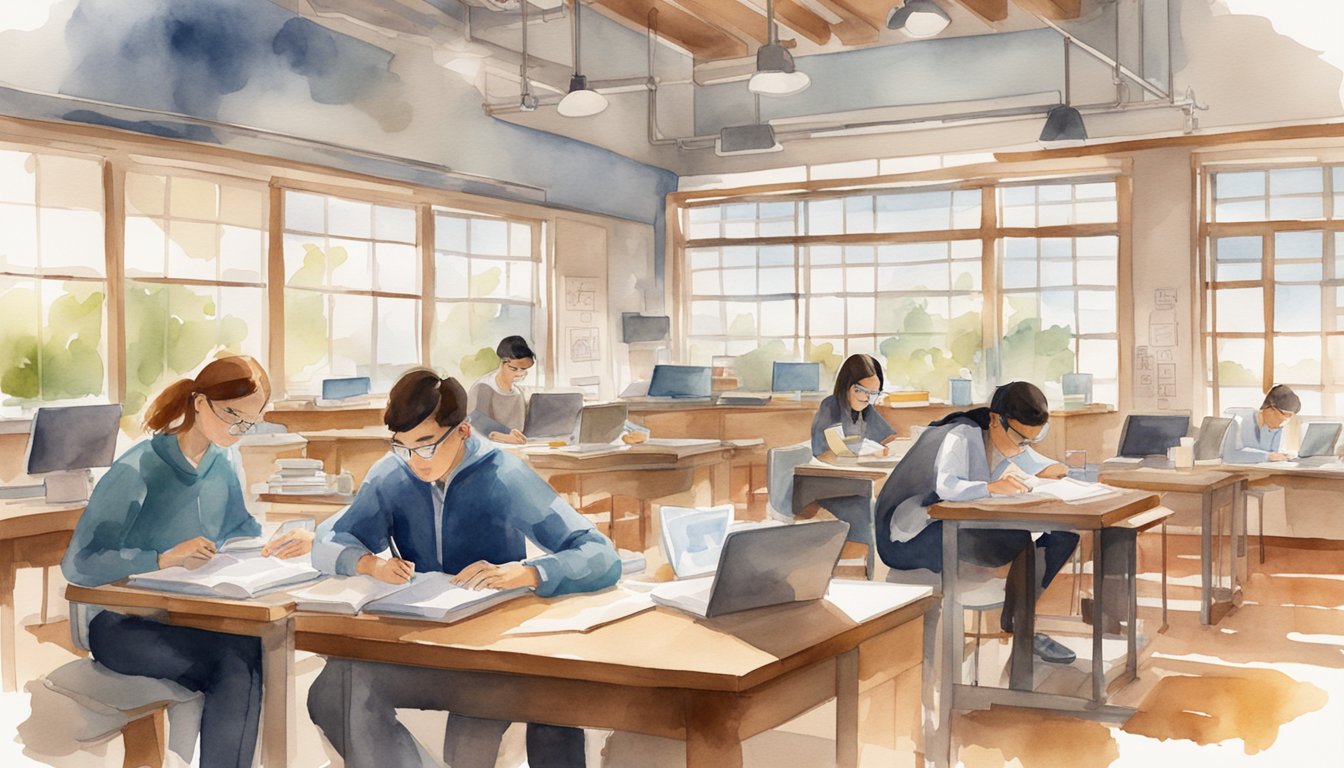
left=1107, top=414, right=1191, bottom=468
left=577, top=402, right=628, bottom=445
left=646, top=365, right=713, bottom=401
left=1292, top=422, right=1342, bottom=466
left=651, top=520, right=848, bottom=618
left=659, top=504, right=734, bottom=579
left=521, top=392, right=584, bottom=442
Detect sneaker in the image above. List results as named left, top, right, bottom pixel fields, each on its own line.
left=1033, top=633, right=1076, bottom=664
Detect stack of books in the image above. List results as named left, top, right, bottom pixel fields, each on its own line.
left=267, top=458, right=334, bottom=495
left=883, top=390, right=930, bottom=407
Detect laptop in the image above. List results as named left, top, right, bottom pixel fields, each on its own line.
left=647, top=365, right=713, bottom=401
left=659, top=504, right=734, bottom=579
left=651, top=520, right=849, bottom=618
left=1292, top=422, right=1342, bottom=465
left=522, top=392, right=584, bottom=442
left=577, top=402, right=628, bottom=446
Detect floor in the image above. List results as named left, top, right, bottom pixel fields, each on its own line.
left=1, top=532, right=1341, bottom=767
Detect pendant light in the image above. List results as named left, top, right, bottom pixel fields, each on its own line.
left=749, top=0, right=810, bottom=97
left=1040, top=38, right=1087, bottom=142
left=557, top=1, right=608, bottom=118
left=886, top=1, right=951, bottom=39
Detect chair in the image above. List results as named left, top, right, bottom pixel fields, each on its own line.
left=1245, top=484, right=1282, bottom=564
left=1193, top=416, right=1233, bottom=461
left=40, top=604, right=205, bottom=767
left=886, top=565, right=1006, bottom=686
left=765, top=443, right=813, bottom=522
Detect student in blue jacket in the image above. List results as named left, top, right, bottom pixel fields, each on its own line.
left=61, top=356, right=313, bottom=768
left=307, top=368, right=621, bottom=768
left=872, top=381, right=1080, bottom=663
left=1223, top=384, right=1301, bottom=463
left=810, top=353, right=899, bottom=457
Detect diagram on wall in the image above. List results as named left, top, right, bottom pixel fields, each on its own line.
left=564, top=276, right=603, bottom=365
left=1141, top=287, right=1180, bottom=405
left=565, top=277, right=597, bottom=311
left=569, top=327, right=599, bottom=363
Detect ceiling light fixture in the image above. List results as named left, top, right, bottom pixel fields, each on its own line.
left=558, top=0, right=607, bottom=118
left=1040, top=38, right=1087, bottom=142
left=886, top=0, right=951, bottom=39
left=749, top=0, right=810, bottom=97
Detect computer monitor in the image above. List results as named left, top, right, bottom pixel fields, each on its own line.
left=621, top=314, right=670, bottom=344
left=1298, top=422, right=1342, bottom=458
left=26, top=404, right=123, bottom=503
left=647, top=365, right=712, bottom=399
left=321, top=376, right=371, bottom=401
left=1116, top=414, right=1191, bottom=458
left=1193, top=416, right=1233, bottom=462
left=771, top=361, right=822, bottom=393
left=521, top=392, right=584, bottom=440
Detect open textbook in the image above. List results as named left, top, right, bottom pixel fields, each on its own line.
left=997, top=462, right=1120, bottom=502
left=128, top=554, right=320, bottom=600
left=823, top=425, right=889, bottom=458
left=287, top=575, right=411, bottom=614
left=359, top=571, right=529, bottom=623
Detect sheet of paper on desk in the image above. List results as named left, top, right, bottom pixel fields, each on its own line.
left=1106, top=456, right=1144, bottom=464
left=825, top=581, right=933, bottom=623
left=1029, top=478, right=1118, bottom=502
left=503, top=589, right=654, bottom=635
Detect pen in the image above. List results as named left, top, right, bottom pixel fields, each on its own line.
left=388, top=537, right=403, bottom=560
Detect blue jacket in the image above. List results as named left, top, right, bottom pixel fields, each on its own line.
left=62, top=434, right=260, bottom=587
left=314, top=435, right=620, bottom=597
left=1222, top=407, right=1283, bottom=463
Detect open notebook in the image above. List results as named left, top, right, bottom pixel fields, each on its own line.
left=128, top=554, right=320, bottom=600
left=290, top=571, right=528, bottom=623
left=998, top=462, right=1119, bottom=502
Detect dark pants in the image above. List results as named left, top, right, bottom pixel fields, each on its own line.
left=308, top=658, right=586, bottom=768
left=89, top=610, right=261, bottom=768
left=883, top=521, right=1081, bottom=632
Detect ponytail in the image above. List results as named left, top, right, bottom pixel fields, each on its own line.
left=142, top=355, right=271, bottom=435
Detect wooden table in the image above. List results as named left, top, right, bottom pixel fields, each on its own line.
left=65, top=584, right=299, bottom=767
left=523, top=440, right=740, bottom=551
left=0, top=499, right=83, bottom=692
left=927, top=489, right=1160, bottom=765
left=1099, top=467, right=1248, bottom=624
left=295, top=582, right=935, bottom=768
left=297, top=427, right=390, bottom=486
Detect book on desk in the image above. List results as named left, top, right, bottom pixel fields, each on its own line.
left=128, top=553, right=321, bottom=600
left=289, top=571, right=529, bottom=623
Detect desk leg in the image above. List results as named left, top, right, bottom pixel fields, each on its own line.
left=1126, top=531, right=1138, bottom=680
left=937, top=522, right=960, bottom=768
left=1200, top=491, right=1213, bottom=625
left=1009, top=542, right=1036, bottom=692
left=0, top=543, right=15, bottom=693
left=1160, top=521, right=1169, bottom=632
left=260, top=619, right=295, bottom=767
left=1092, top=532, right=1105, bottom=704
left=685, top=691, right=742, bottom=768
left=835, top=648, right=859, bottom=768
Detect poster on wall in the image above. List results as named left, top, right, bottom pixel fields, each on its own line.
left=564, top=276, right=604, bottom=366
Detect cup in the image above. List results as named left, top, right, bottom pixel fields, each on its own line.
left=1064, top=449, right=1088, bottom=480
left=1168, top=445, right=1194, bottom=469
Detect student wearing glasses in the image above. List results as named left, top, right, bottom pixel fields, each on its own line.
left=308, top=368, right=620, bottom=768
left=1222, top=384, right=1301, bottom=463
left=466, top=335, right=536, bottom=444
left=810, top=353, right=900, bottom=458
left=872, top=381, right=1080, bottom=664
left=61, top=356, right=313, bottom=768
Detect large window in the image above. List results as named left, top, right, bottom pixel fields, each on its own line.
left=0, top=148, right=106, bottom=414
left=680, top=176, right=1119, bottom=402
left=282, top=191, right=420, bottom=395
left=1204, top=165, right=1344, bottom=415
left=430, top=210, right=541, bottom=384
left=123, top=172, right=267, bottom=414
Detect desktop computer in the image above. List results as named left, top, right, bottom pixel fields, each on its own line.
left=25, top=404, right=123, bottom=503
left=647, top=365, right=713, bottom=399
left=1116, top=414, right=1190, bottom=458
left=771, top=361, right=822, bottom=394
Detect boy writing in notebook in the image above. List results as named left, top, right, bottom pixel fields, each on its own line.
left=308, top=369, right=621, bottom=768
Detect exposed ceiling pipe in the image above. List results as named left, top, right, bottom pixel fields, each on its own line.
left=1029, top=10, right=1170, bottom=102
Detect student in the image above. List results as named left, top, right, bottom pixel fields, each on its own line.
left=467, top=335, right=535, bottom=444
left=872, top=381, right=1079, bottom=664
left=307, top=369, right=621, bottom=768
left=1223, top=384, right=1301, bottom=463
left=61, top=356, right=313, bottom=768
left=810, top=353, right=899, bottom=458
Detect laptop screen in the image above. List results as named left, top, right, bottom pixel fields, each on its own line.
left=703, top=520, right=848, bottom=617
left=771, top=361, right=822, bottom=392
left=522, top=393, right=584, bottom=439
left=1298, top=422, right=1342, bottom=458
left=648, top=365, right=712, bottom=398
left=578, top=403, right=628, bottom=445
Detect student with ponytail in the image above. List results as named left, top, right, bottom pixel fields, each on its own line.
left=62, top=355, right=311, bottom=768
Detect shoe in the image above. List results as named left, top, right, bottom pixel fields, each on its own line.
left=1033, top=633, right=1076, bottom=664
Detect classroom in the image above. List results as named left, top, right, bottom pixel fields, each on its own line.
left=0, top=1, right=1342, bottom=766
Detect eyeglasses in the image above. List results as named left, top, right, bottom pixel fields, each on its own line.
left=1001, top=416, right=1049, bottom=447
left=503, top=362, right=531, bottom=378
left=1268, top=406, right=1295, bottom=420
left=391, top=428, right=458, bottom=461
left=209, top=401, right=257, bottom=436
left=851, top=384, right=881, bottom=398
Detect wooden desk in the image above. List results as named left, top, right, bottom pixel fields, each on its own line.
left=927, top=489, right=1160, bottom=764
left=265, top=400, right=385, bottom=433
left=1099, top=467, right=1248, bottom=624
left=297, top=427, right=389, bottom=486
left=295, top=582, right=935, bottom=768
left=65, top=583, right=298, bottom=767
left=0, top=499, right=83, bottom=692
left=523, top=441, right=739, bottom=550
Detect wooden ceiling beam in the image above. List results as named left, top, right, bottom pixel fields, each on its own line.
left=806, top=0, right=880, bottom=45
left=589, top=0, right=748, bottom=61
left=669, top=0, right=769, bottom=47
left=1013, top=0, right=1082, bottom=20
left=743, top=1, right=834, bottom=47
left=949, top=0, right=1008, bottom=24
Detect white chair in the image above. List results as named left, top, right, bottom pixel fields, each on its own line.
left=1245, top=484, right=1282, bottom=564
left=886, top=565, right=1006, bottom=686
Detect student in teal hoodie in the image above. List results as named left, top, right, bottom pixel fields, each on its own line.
left=308, top=368, right=620, bottom=768
left=61, top=356, right=312, bottom=768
